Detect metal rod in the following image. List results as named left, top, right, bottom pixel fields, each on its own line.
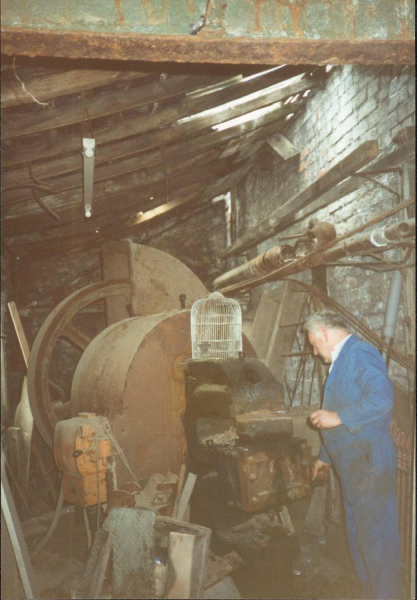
left=278, top=233, right=307, bottom=240
left=308, top=357, right=317, bottom=406
left=353, top=173, right=400, bottom=198
left=288, top=279, right=414, bottom=373
left=281, top=351, right=313, bottom=357
left=279, top=321, right=305, bottom=328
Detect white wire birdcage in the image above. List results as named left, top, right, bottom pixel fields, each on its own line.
left=191, top=292, right=242, bottom=360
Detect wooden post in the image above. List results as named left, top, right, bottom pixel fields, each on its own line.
left=172, top=464, right=187, bottom=520
left=1, top=456, right=40, bottom=599
left=176, top=473, right=198, bottom=522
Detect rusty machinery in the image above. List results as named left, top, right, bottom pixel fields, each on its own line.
left=183, top=358, right=311, bottom=513
left=27, top=240, right=312, bottom=575
left=54, top=412, right=115, bottom=508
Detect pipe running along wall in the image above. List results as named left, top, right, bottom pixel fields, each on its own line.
left=215, top=218, right=415, bottom=293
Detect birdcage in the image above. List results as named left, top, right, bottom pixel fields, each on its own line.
left=191, top=292, right=242, bottom=360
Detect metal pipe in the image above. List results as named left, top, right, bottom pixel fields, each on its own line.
left=214, top=244, right=294, bottom=288
left=381, top=266, right=402, bottom=347
left=217, top=217, right=415, bottom=294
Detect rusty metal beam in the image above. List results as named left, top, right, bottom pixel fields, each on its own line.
left=1, top=28, right=414, bottom=65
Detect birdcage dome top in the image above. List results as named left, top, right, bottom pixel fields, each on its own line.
left=191, top=292, right=242, bottom=360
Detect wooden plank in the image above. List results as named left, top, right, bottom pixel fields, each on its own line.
left=2, top=74, right=224, bottom=140
left=204, top=551, right=244, bottom=590
left=1, top=68, right=150, bottom=108
left=5, top=154, right=254, bottom=247
left=2, top=65, right=308, bottom=141
left=275, top=135, right=416, bottom=235
left=2, top=99, right=296, bottom=190
left=3, top=113, right=289, bottom=210
left=3, top=145, right=225, bottom=224
left=172, top=464, right=187, bottom=520
left=233, top=139, right=265, bottom=163
left=220, top=139, right=380, bottom=257
left=165, top=532, right=195, bottom=599
left=1, top=133, right=241, bottom=208
left=2, top=75, right=317, bottom=168
left=176, top=473, right=198, bottom=522
left=267, top=132, right=299, bottom=160
left=303, top=484, right=327, bottom=538
left=265, top=281, right=307, bottom=383
left=1, top=27, right=414, bottom=65
left=6, top=159, right=255, bottom=258
left=7, top=301, right=30, bottom=367
left=155, top=517, right=211, bottom=599
left=1, top=456, right=40, bottom=599
left=4, top=152, right=243, bottom=239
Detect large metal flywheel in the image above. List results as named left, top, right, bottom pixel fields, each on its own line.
left=27, top=280, right=132, bottom=448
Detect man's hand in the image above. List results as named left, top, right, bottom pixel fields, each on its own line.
left=311, top=459, right=331, bottom=484
left=309, top=409, right=342, bottom=430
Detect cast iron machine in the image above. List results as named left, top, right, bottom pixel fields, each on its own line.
left=183, top=293, right=311, bottom=559
left=25, top=241, right=312, bottom=593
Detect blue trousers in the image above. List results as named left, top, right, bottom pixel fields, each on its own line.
left=327, top=430, right=402, bottom=599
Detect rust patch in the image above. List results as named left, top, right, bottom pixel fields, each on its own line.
left=115, top=0, right=124, bottom=27
left=290, top=2, right=306, bottom=40
left=254, top=0, right=268, bottom=33
left=1, top=28, right=415, bottom=65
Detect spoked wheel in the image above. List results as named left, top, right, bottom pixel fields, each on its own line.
left=27, top=280, right=132, bottom=448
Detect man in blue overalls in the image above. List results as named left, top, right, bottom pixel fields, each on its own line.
left=304, top=310, right=402, bottom=600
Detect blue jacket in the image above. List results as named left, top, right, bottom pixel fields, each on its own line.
left=318, top=334, right=396, bottom=478
left=317, top=334, right=401, bottom=599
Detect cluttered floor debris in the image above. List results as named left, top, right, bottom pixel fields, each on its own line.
left=20, top=488, right=362, bottom=600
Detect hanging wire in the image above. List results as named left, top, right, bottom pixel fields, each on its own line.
left=12, top=57, right=49, bottom=106
left=161, top=145, right=169, bottom=203
left=102, top=421, right=140, bottom=484
left=94, top=428, right=101, bottom=532
left=82, top=107, right=95, bottom=140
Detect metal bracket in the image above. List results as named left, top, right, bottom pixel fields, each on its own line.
left=353, top=172, right=400, bottom=199
left=82, top=138, right=95, bottom=218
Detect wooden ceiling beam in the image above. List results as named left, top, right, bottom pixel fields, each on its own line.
left=3, top=106, right=292, bottom=208
left=4, top=151, right=247, bottom=239
left=1, top=67, right=151, bottom=108
left=2, top=98, right=302, bottom=190
left=3, top=145, right=223, bottom=208
left=6, top=158, right=255, bottom=259
left=2, top=73, right=233, bottom=141
left=2, top=73, right=319, bottom=169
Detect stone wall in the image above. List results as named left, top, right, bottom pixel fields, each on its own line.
left=236, top=65, right=415, bottom=403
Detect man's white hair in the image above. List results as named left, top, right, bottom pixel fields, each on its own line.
left=303, top=310, right=348, bottom=333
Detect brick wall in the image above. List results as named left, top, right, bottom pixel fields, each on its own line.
left=236, top=65, right=415, bottom=402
